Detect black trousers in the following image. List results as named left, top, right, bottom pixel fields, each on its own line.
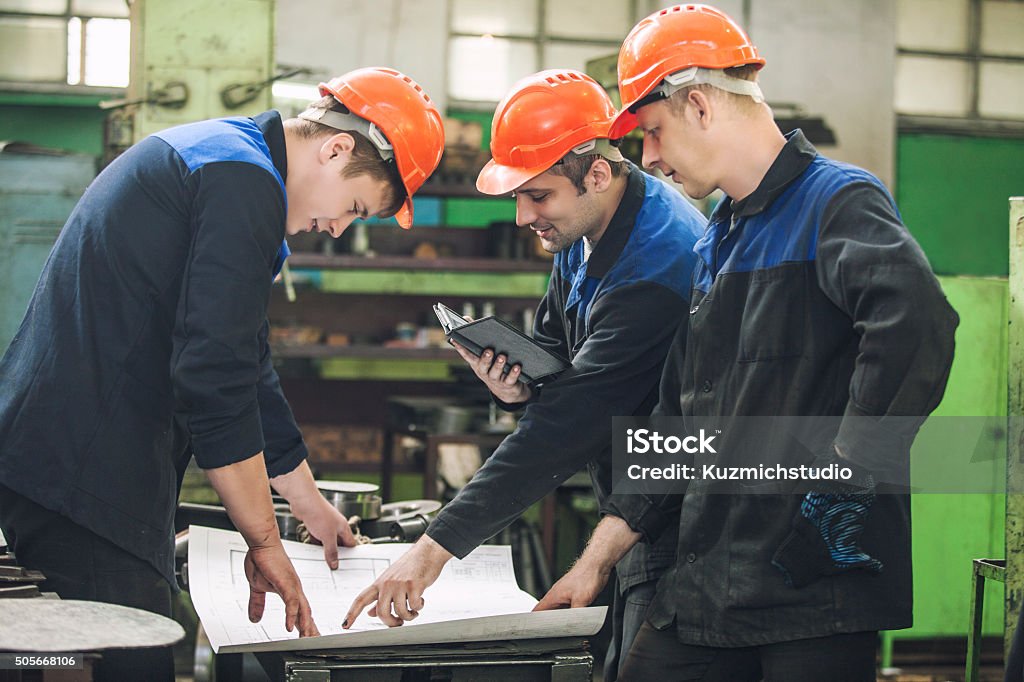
left=620, top=621, right=878, bottom=682
left=604, top=578, right=659, bottom=681
left=0, top=484, right=175, bottom=682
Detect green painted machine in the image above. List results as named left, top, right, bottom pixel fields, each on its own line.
left=0, top=145, right=95, bottom=355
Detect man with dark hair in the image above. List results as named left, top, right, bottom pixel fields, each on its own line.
left=535, top=6, right=958, bottom=681
left=0, top=67, right=444, bottom=681
left=344, top=69, right=706, bottom=680
left=545, top=147, right=628, bottom=194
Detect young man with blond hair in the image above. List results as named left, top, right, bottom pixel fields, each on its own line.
left=537, top=6, right=958, bottom=680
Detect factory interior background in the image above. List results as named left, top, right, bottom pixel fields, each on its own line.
left=1, top=0, right=1023, bottom=680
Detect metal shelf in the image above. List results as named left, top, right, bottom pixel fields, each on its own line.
left=272, top=344, right=457, bottom=360
left=285, top=254, right=551, bottom=274
left=272, top=346, right=459, bottom=382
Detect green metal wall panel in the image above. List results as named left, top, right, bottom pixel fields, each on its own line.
left=886, top=276, right=1008, bottom=645
left=0, top=104, right=106, bottom=157
left=897, top=135, right=1024, bottom=278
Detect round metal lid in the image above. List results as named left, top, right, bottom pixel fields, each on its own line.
left=379, top=499, right=442, bottom=521
left=314, top=481, right=381, bottom=494
left=0, top=600, right=185, bottom=652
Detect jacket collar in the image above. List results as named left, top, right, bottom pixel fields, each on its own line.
left=586, top=162, right=647, bottom=278
left=718, top=129, right=817, bottom=221
left=254, top=110, right=288, bottom=183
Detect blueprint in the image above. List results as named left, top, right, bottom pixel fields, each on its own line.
left=187, top=526, right=606, bottom=653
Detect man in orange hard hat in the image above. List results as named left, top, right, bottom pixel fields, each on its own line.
left=0, top=67, right=443, bottom=681
left=344, top=69, right=706, bottom=680
left=534, top=6, right=958, bottom=680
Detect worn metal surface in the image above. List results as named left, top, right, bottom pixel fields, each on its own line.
left=128, top=0, right=275, bottom=142
left=1008, top=197, right=1024, bottom=659
left=0, top=599, right=185, bottom=652
left=968, top=559, right=1006, bottom=681
left=0, top=565, right=45, bottom=583
left=278, top=637, right=594, bottom=682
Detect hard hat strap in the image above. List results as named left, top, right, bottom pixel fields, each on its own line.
left=297, top=107, right=395, bottom=163
left=564, top=138, right=625, bottom=163
left=660, top=66, right=764, bottom=103
left=632, top=66, right=765, bottom=112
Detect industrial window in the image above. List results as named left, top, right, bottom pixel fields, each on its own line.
left=0, top=0, right=129, bottom=88
left=896, top=0, right=1024, bottom=132
left=447, top=0, right=637, bottom=105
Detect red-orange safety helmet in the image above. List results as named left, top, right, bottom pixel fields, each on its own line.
left=476, top=70, right=620, bottom=196
left=318, top=67, right=444, bottom=228
left=610, top=4, right=765, bottom=137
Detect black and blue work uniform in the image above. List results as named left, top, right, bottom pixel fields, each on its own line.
left=0, top=111, right=303, bottom=587
left=606, top=131, right=959, bottom=648
left=425, top=164, right=706, bottom=678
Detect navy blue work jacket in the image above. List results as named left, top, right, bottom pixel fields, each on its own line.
left=0, top=111, right=305, bottom=584
left=427, top=165, right=706, bottom=592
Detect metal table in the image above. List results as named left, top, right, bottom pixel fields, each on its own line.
left=255, top=637, right=594, bottom=682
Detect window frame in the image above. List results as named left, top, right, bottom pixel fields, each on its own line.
left=446, top=0, right=638, bottom=110
left=897, top=0, right=1024, bottom=137
left=0, top=0, right=129, bottom=94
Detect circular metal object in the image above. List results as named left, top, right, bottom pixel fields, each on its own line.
left=273, top=504, right=300, bottom=541
left=324, top=494, right=382, bottom=521
left=315, top=481, right=380, bottom=494
left=388, top=515, right=431, bottom=542
left=379, top=499, right=441, bottom=521
left=315, top=480, right=383, bottom=521
left=0, top=600, right=184, bottom=652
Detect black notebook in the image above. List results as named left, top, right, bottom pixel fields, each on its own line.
left=433, top=303, right=570, bottom=384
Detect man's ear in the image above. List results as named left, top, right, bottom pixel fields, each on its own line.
left=588, top=157, right=614, bottom=193
left=686, top=89, right=714, bottom=129
left=320, top=132, right=356, bottom=165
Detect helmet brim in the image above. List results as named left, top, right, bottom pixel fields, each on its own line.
left=476, top=158, right=552, bottom=196
left=609, top=108, right=640, bottom=139
left=395, top=197, right=414, bottom=229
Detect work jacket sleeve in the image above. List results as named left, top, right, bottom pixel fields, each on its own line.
left=170, top=161, right=285, bottom=470
left=490, top=267, right=569, bottom=412
left=256, top=319, right=308, bottom=477
left=600, top=315, right=689, bottom=542
left=815, top=182, right=959, bottom=474
left=426, top=280, right=688, bottom=558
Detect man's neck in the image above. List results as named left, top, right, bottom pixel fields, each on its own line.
left=717, top=113, right=788, bottom=202
left=585, top=173, right=630, bottom=246
left=282, top=121, right=318, bottom=186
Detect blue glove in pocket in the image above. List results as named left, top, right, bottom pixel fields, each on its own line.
left=772, top=476, right=884, bottom=588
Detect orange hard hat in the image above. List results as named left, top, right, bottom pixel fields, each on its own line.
left=318, top=67, right=444, bottom=228
left=476, top=70, right=621, bottom=196
left=610, top=4, right=765, bottom=137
